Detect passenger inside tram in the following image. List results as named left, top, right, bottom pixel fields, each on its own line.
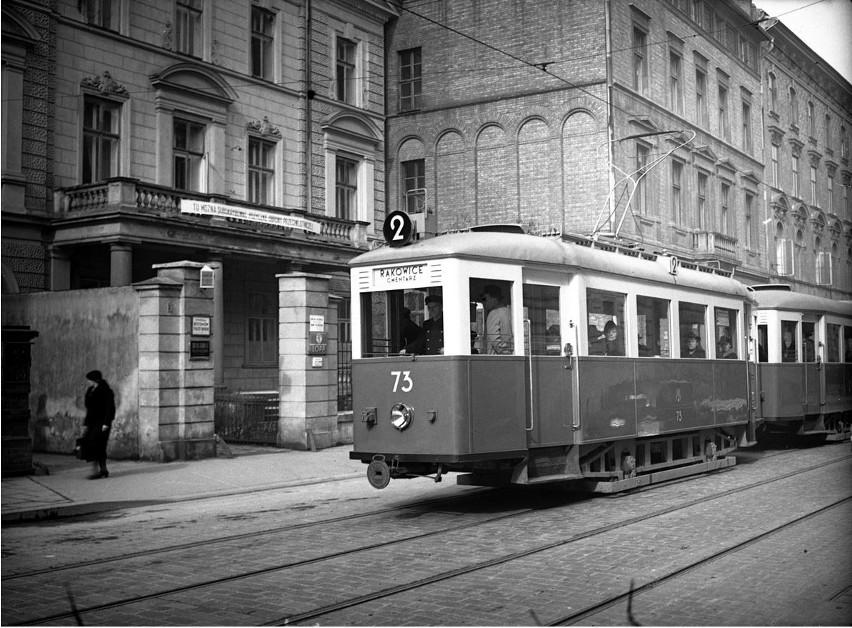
left=781, top=323, right=797, bottom=362
left=479, top=284, right=513, bottom=355
left=682, top=331, right=706, bottom=358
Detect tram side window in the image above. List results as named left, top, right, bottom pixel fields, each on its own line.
left=826, top=324, right=840, bottom=362
left=471, top=279, right=514, bottom=355
left=523, top=284, right=561, bottom=355
left=587, top=289, right=625, bottom=356
left=360, top=288, right=443, bottom=357
left=757, top=324, right=768, bottom=362
left=679, top=302, right=707, bottom=358
left=637, top=296, right=670, bottom=357
left=845, top=326, right=852, bottom=362
left=714, top=307, right=739, bottom=359
left=802, top=322, right=816, bottom=362
left=781, top=320, right=798, bottom=362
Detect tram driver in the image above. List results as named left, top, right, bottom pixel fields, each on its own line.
left=401, top=295, right=444, bottom=355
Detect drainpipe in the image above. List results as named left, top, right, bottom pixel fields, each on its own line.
left=304, top=0, right=313, bottom=215
left=604, top=0, right=616, bottom=235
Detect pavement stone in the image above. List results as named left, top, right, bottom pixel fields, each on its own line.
left=1, top=444, right=364, bottom=523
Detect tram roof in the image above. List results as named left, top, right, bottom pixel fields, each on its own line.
left=352, top=231, right=755, bottom=300
left=752, top=288, right=852, bottom=317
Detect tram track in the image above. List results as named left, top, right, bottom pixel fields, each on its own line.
left=549, top=496, right=852, bottom=625
left=12, top=450, right=849, bottom=627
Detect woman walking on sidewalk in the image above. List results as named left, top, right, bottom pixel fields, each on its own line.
left=83, top=370, right=115, bottom=479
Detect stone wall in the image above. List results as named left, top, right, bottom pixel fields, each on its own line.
left=1, top=288, right=140, bottom=458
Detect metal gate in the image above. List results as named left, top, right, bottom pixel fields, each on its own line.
left=214, top=391, right=279, bottom=445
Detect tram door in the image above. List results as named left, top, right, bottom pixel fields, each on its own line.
left=523, top=284, right=574, bottom=447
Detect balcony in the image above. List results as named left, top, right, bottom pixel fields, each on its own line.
left=54, top=178, right=369, bottom=249
left=692, top=231, right=740, bottom=269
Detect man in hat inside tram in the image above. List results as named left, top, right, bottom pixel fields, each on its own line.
left=682, top=331, right=706, bottom=358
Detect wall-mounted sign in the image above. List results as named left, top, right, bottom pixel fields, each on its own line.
left=309, top=315, right=325, bottom=332
left=308, top=331, right=327, bottom=355
left=180, top=199, right=322, bottom=233
left=192, top=316, right=211, bottom=336
left=190, top=340, right=211, bottom=359
left=311, top=357, right=324, bottom=368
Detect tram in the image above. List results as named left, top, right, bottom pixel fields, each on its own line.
left=349, top=222, right=758, bottom=492
left=751, top=285, right=852, bottom=440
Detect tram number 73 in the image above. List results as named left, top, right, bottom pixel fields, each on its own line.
left=391, top=371, right=414, bottom=392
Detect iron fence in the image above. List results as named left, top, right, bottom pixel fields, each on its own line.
left=214, top=391, right=279, bottom=445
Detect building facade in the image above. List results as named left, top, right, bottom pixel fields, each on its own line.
left=384, top=0, right=851, bottom=299
left=762, top=18, right=852, bottom=298
left=3, top=0, right=396, bottom=396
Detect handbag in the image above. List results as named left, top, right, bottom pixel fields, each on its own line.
left=75, top=437, right=89, bottom=460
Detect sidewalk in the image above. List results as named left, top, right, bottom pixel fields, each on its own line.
left=1, top=444, right=366, bottom=524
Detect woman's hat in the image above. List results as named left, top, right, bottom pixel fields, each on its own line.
left=85, top=370, right=102, bottom=382
left=425, top=294, right=442, bottom=305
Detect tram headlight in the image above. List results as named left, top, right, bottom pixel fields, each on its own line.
left=390, top=403, right=413, bottom=431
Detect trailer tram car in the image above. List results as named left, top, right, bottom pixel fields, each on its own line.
left=349, top=225, right=759, bottom=492
left=751, top=285, right=852, bottom=440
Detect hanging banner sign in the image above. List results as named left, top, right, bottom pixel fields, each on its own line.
left=180, top=200, right=322, bottom=234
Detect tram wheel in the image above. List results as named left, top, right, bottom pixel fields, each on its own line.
left=367, top=459, right=391, bottom=489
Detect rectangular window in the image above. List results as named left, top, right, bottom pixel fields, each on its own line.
left=671, top=161, right=683, bottom=224
left=828, top=174, right=834, bottom=213
left=402, top=159, right=425, bottom=214
left=792, top=154, right=799, bottom=198
left=175, top=0, right=202, bottom=57
left=635, top=143, right=650, bottom=215
left=246, top=292, right=277, bottom=365
left=718, top=82, right=729, bottom=140
left=173, top=118, right=205, bottom=192
left=720, top=182, right=730, bottom=235
left=336, top=37, right=356, bottom=104
left=637, top=296, right=670, bottom=357
left=816, top=251, right=833, bottom=285
left=587, top=289, right=625, bottom=356
left=82, top=97, right=120, bottom=184
left=826, top=324, right=840, bottom=362
left=781, top=320, right=798, bottom=362
left=669, top=50, right=683, bottom=114
left=771, top=143, right=779, bottom=187
left=697, top=172, right=707, bottom=229
left=679, top=302, right=707, bottom=358
left=84, top=0, right=118, bottom=30
left=335, top=155, right=358, bottom=220
left=807, top=102, right=816, bottom=137
left=522, top=284, right=561, bottom=356
left=633, top=27, right=648, bottom=93
left=744, top=192, right=755, bottom=249
left=248, top=137, right=275, bottom=205
left=251, top=6, right=275, bottom=80
left=742, top=99, right=752, bottom=154
left=695, top=65, right=708, bottom=127
left=399, top=48, right=422, bottom=112
left=810, top=166, right=818, bottom=205
left=714, top=307, right=739, bottom=359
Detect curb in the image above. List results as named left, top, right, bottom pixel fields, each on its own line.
left=2, top=471, right=365, bottom=525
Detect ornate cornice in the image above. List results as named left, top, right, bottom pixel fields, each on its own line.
left=246, top=117, right=282, bottom=140
left=80, top=71, right=128, bottom=97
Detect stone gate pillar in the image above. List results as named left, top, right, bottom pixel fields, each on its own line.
left=277, top=272, right=337, bottom=450
left=135, top=262, right=215, bottom=461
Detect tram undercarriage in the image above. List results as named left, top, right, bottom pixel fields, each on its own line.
left=362, top=426, right=754, bottom=494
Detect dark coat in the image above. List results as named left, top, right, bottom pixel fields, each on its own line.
left=404, top=316, right=444, bottom=355
left=84, top=381, right=115, bottom=462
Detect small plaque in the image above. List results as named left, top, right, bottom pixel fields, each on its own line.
left=308, top=331, right=328, bottom=355
left=309, top=315, right=325, bottom=332
left=311, top=357, right=323, bottom=368
left=190, top=340, right=210, bottom=359
left=192, top=316, right=211, bottom=336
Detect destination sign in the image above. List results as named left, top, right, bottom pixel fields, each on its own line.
left=373, top=263, right=429, bottom=289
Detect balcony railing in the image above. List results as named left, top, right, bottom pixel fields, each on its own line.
left=692, top=231, right=738, bottom=259
left=55, top=178, right=368, bottom=248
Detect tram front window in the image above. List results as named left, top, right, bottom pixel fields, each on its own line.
left=360, top=288, right=444, bottom=357
left=781, top=321, right=797, bottom=362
